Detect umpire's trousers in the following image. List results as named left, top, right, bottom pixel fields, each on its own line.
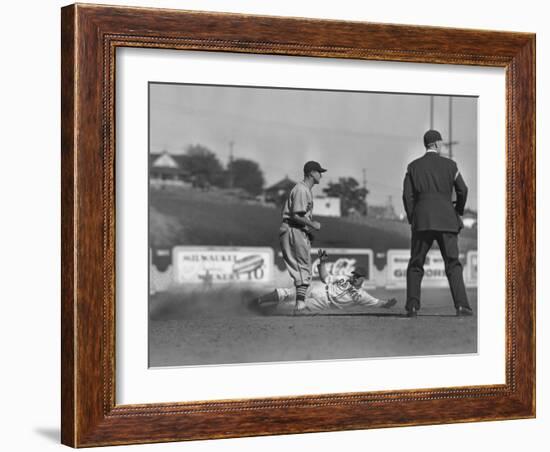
left=406, top=230, right=470, bottom=311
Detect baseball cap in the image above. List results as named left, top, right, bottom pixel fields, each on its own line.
left=303, top=161, right=327, bottom=174
left=423, top=129, right=443, bottom=147
left=351, top=266, right=368, bottom=278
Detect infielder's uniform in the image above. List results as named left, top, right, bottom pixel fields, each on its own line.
left=276, top=277, right=386, bottom=312
left=279, top=181, right=314, bottom=286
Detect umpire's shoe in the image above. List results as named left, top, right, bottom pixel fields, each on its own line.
left=456, top=306, right=474, bottom=317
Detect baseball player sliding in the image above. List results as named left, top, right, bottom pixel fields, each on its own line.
left=279, top=161, right=325, bottom=311
left=257, top=249, right=397, bottom=314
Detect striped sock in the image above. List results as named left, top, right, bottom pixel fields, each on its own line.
left=296, top=285, right=309, bottom=302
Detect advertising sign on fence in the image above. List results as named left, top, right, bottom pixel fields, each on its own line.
left=386, top=249, right=474, bottom=288
left=386, top=249, right=447, bottom=288
left=172, top=246, right=274, bottom=284
left=150, top=247, right=172, bottom=271
left=466, top=250, right=478, bottom=287
left=275, top=248, right=375, bottom=285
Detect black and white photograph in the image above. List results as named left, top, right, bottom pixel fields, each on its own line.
left=148, top=82, right=478, bottom=367
left=3, top=0, right=544, bottom=451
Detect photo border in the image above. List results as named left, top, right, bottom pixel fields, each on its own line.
left=61, top=3, right=535, bottom=447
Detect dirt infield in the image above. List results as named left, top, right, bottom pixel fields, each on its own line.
left=149, top=287, right=478, bottom=367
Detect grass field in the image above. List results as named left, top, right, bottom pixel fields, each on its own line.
left=150, top=187, right=477, bottom=253
left=149, top=286, right=478, bottom=367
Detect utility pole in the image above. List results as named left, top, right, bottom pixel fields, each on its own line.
left=228, top=140, right=234, bottom=188
left=448, top=96, right=454, bottom=159
left=362, top=168, right=368, bottom=216
left=429, top=95, right=434, bottom=129
left=387, top=195, right=396, bottom=219
left=442, top=96, right=458, bottom=159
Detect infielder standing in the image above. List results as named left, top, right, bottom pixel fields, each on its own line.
left=402, top=129, right=473, bottom=317
left=279, top=161, right=325, bottom=311
left=257, top=249, right=397, bottom=314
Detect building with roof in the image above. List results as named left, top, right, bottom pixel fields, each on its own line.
left=149, top=151, right=191, bottom=188
left=264, top=176, right=296, bottom=207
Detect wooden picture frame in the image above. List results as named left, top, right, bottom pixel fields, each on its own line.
left=61, top=3, right=535, bottom=447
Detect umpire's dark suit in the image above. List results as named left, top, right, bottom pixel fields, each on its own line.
left=402, top=150, right=471, bottom=314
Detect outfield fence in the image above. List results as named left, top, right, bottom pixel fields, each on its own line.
left=150, top=246, right=477, bottom=294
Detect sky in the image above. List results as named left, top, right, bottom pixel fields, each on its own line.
left=149, top=83, right=478, bottom=213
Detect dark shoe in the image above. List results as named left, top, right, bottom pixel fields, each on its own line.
left=247, top=297, right=264, bottom=315
left=382, top=298, right=398, bottom=309
left=256, top=295, right=269, bottom=307
left=406, top=307, right=418, bottom=318
left=456, top=306, right=474, bottom=317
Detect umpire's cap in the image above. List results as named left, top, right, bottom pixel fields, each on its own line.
left=303, top=161, right=327, bottom=174
left=423, top=129, right=443, bottom=147
left=351, top=266, right=368, bottom=278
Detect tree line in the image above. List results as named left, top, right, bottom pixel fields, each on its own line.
left=181, top=144, right=265, bottom=196
left=179, top=144, right=369, bottom=216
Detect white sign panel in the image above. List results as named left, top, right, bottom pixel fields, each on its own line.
left=172, top=246, right=273, bottom=284
left=386, top=249, right=449, bottom=288
left=274, top=248, right=375, bottom=286
left=313, top=196, right=341, bottom=217
left=466, top=250, right=478, bottom=286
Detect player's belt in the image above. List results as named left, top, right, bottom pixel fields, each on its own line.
left=282, top=218, right=307, bottom=230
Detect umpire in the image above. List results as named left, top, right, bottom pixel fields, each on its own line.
left=402, top=129, right=473, bottom=317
